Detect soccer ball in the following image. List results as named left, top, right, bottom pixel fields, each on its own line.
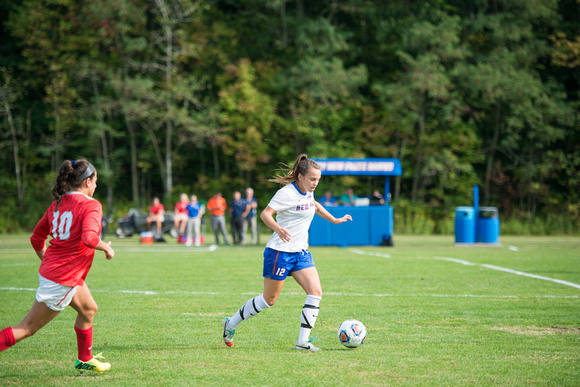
left=338, top=319, right=367, bottom=348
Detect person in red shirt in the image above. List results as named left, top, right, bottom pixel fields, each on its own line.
left=147, top=196, right=165, bottom=239
left=174, top=193, right=189, bottom=238
left=0, top=159, right=115, bottom=373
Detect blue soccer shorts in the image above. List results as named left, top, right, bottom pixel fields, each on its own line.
left=263, top=247, right=315, bottom=281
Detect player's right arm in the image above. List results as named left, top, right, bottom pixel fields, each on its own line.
left=260, top=206, right=291, bottom=243
left=30, top=211, right=50, bottom=261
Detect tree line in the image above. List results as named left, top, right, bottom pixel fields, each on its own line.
left=0, top=0, right=578, bottom=234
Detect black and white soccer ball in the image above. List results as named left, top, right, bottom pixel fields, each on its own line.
left=338, top=319, right=367, bottom=348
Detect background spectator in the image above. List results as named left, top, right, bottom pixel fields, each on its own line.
left=207, top=191, right=229, bottom=245
left=242, top=187, right=258, bottom=245
left=230, top=191, right=245, bottom=245
left=174, top=193, right=189, bottom=238
left=147, top=197, right=165, bottom=240
left=339, top=188, right=358, bottom=206
left=319, top=190, right=338, bottom=207
left=370, top=189, right=385, bottom=205
left=186, top=195, right=202, bottom=247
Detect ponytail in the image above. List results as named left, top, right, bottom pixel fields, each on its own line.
left=269, top=154, right=320, bottom=185
left=51, top=158, right=96, bottom=209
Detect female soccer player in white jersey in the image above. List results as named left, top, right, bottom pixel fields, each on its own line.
left=222, top=154, right=352, bottom=351
left=0, top=159, right=115, bottom=373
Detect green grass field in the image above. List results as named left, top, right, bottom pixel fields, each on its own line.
left=1, top=234, right=579, bottom=385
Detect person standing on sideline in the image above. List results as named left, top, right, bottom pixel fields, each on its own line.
left=185, top=195, right=202, bottom=247
left=0, top=159, right=114, bottom=373
left=242, top=187, right=258, bottom=245
left=207, top=191, right=229, bottom=245
left=147, top=196, right=165, bottom=240
left=174, top=193, right=189, bottom=238
left=230, top=191, right=245, bottom=245
left=222, top=154, right=352, bottom=351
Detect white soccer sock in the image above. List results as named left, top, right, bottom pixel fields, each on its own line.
left=298, top=295, right=321, bottom=344
left=228, top=294, right=270, bottom=329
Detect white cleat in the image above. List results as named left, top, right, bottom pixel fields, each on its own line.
left=223, top=318, right=235, bottom=347
left=295, top=342, right=321, bottom=352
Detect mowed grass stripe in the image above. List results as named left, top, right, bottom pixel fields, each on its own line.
left=0, top=234, right=578, bottom=385
left=1, top=286, right=578, bottom=300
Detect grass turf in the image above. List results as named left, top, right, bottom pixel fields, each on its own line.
left=0, top=234, right=579, bottom=385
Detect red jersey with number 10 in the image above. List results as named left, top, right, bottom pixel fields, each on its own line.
left=30, top=192, right=103, bottom=287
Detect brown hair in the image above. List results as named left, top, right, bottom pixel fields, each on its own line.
left=269, top=154, right=320, bottom=185
left=52, top=159, right=95, bottom=209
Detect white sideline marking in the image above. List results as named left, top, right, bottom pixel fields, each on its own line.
left=348, top=248, right=391, bottom=258
left=111, top=245, right=218, bottom=253
left=0, top=287, right=577, bottom=299
left=0, top=263, right=37, bottom=267
left=434, top=257, right=475, bottom=266
left=0, top=287, right=36, bottom=291
left=435, top=257, right=580, bottom=290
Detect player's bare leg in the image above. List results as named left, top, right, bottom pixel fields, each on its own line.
left=11, top=301, right=60, bottom=343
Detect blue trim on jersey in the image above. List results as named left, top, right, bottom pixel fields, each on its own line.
left=292, top=182, right=307, bottom=196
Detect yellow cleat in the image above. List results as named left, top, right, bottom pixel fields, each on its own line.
left=74, top=353, right=111, bottom=373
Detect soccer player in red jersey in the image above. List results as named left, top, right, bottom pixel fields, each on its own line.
left=0, top=159, right=115, bottom=373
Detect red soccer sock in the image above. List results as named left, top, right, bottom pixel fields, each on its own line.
left=74, top=325, right=93, bottom=362
left=0, top=327, right=16, bottom=351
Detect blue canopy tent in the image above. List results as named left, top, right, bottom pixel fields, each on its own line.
left=309, top=158, right=402, bottom=247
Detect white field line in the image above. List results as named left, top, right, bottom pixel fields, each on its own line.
left=348, top=248, right=391, bottom=258
left=0, top=246, right=218, bottom=254
left=0, top=287, right=577, bottom=299
left=111, top=245, right=218, bottom=253
left=0, top=263, right=37, bottom=267
left=435, top=257, right=580, bottom=290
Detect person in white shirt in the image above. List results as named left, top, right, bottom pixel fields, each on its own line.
left=222, top=154, right=352, bottom=352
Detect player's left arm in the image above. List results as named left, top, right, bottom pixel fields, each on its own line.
left=34, top=245, right=47, bottom=261
left=82, top=202, right=114, bottom=260
left=314, top=201, right=352, bottom=224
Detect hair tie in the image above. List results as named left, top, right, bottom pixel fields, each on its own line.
left=80, top=163, right=96, bottom=180
left=71, top=160, right=76, bottom=167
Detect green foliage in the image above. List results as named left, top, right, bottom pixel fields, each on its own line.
left=0, top=0, right=579, bottom=234
left=218, top=58, right=276, bottom=170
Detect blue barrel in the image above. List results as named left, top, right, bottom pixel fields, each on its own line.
left=455, top=207, right=475, bottom=243
left=477, top=207, right=499, bottom=243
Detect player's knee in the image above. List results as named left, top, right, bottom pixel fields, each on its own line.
left=264, top=294, right=278, bottom=306
left=82, top=303, right=98, bottom=321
